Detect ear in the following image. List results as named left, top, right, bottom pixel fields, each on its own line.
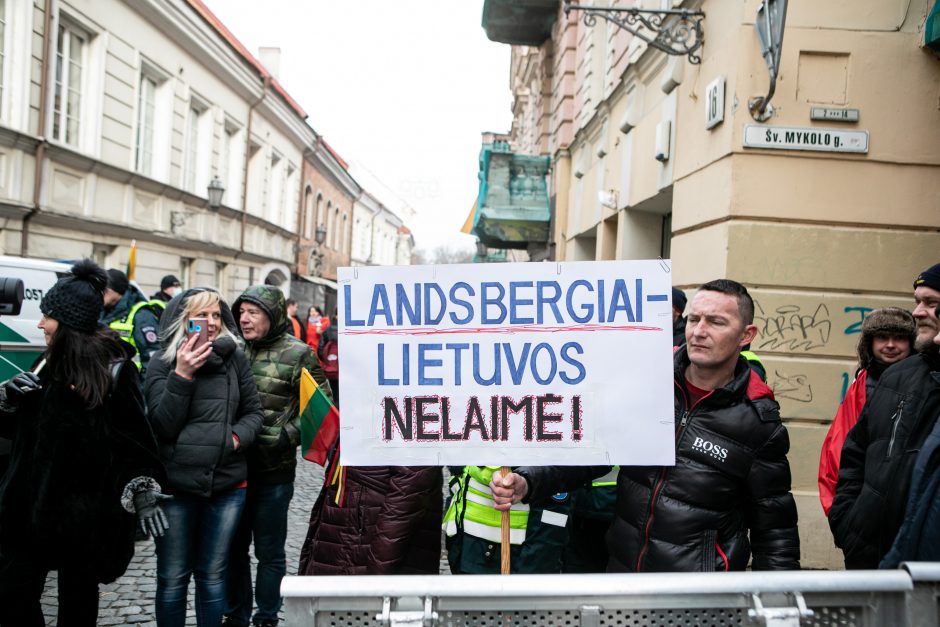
left=740, top=323, right=758, bottom=347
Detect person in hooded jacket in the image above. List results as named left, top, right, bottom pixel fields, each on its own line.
left=490, top=280, right=800, bottom=572
left=817, top=307, right=915, bottom=516
left=223, top=285, right=331, bottom=627
left=0, top=259, right=167, bottom=627
left=145, top=288, right=263, bottom=627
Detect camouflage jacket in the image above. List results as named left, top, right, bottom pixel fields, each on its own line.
left=233, top=285, right=332, bottom=485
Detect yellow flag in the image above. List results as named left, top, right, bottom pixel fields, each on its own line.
left=126, top=240, right=137, bottom=281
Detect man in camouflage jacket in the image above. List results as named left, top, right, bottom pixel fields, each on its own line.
left=224, top=285, right=331, bottom=627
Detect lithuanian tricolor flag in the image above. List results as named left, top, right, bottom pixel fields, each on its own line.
left=299, top=367, right=339, bottom=465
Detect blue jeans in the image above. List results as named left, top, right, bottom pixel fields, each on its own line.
left=225, top=482, right=294, bottom=624
left=154, top=489, right=246, bottom=627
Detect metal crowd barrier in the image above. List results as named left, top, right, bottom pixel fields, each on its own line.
left=281, top=562, right=940, bottom=626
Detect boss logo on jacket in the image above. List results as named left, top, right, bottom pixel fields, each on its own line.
left=691, top=436, right=728, bottom=462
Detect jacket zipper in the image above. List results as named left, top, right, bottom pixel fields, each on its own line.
left=886, top=399, right=905, bottom=458
left=635, top=381, right=711, bottom=571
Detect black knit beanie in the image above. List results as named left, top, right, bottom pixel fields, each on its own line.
left=672, top=287, right=688, bottom=314
left=914, top=263, right=940, bottom=292
left=856, top=307, right=916, bottom=369
left=107, top=268, right=129, bottom=295
left=40, top=259, right=107, bottom=332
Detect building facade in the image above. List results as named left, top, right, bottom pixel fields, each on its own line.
left=295, top=137, right=360, bottom=317
left=350, top=189, right=413, bottom=268
left=0, top=0, right=315, bottom=301
left=483, top=0, right=940, bottom=568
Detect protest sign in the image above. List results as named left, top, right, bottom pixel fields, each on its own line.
left=337, top=260, right=675, bottom=467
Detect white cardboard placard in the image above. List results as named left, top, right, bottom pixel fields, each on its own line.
left=337, top=260, right=675, bottom=467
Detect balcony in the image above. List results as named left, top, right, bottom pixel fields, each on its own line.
left=481, top=0, right=558, bottom=46
left=471, top=139, right=551, bottom=251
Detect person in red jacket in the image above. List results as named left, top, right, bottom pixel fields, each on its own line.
left=817, top=307, right=914, bottom=516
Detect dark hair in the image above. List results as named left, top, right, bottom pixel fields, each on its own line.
left=286, top=298, right=297, bottom=307
left=698, top=279, right=755, bottom=325
left=45, top=325, right=128, bottom=409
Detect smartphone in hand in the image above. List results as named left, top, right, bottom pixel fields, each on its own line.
left=186, top=317, right=209, bottom=349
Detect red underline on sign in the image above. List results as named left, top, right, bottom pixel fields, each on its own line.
left=344, top=324, right=663, bottom=336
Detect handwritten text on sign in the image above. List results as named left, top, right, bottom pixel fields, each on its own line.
left=337, top=261, right=675, bottom=466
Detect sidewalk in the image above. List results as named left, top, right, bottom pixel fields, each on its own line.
left=40, top=455, right=452, bottom=624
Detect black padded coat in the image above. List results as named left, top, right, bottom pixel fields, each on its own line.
left=517, top=347, right=800, bottom=572
left=830, top=351, right=940, bottom=569
left=298, top=465, right=443, bottom=575
left=144, top=290, right=263, bottom=497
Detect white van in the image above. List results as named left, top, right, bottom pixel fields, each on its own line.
left=0, top=256, right=71, bottom=380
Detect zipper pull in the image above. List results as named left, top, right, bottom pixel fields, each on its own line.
left=680, top=411, right=690, bottom=427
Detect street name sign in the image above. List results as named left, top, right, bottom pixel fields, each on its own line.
left=337, top=260, right=675, bottom=467
left=744, top=125, right=869, bottom=153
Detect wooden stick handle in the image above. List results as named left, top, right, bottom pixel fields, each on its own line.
left=500, top=466, right=510, bottom=575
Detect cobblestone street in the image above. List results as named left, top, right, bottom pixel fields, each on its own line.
left=40, top=455, right=451, bottom=625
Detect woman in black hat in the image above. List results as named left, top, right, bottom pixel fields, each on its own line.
left=0, top=259, right=168, bottom=626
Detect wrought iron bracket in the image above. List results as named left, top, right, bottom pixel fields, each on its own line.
left=563, top=1, right=705, bottom=65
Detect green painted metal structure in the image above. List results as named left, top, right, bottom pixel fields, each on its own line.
left=471, top=139, right=552, bottom=251
left=481, top=0, right=558, bottom=46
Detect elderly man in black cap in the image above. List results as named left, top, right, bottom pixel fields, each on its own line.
left=101, top=268, right=162, bottom=376
left=152, top=274, right=182, bottom=303
left=830, top=262, right=940, bottom=569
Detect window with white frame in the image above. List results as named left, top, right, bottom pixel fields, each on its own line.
left=220, top=118, right=243, bottom=209
left=52, top=21, right=85, bottom=147
left=267, top=152, right=283, bottom=224
left=135, top=60, right=171, bottom=180
left=0, top=0, right=7, bottom=113
left=183, top=96, right=210, bottom=194
left=283, top=163, right=296, bottom=231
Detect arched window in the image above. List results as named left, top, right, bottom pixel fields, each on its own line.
left=315, top=193, right=324, bottom=230
left=303, top=186, right=314, bottom=240
left=325, top=201, right=333, bottom=248
left=341, top=213, right=348, bottom=252
left=332, top=206, right=340, bottom=249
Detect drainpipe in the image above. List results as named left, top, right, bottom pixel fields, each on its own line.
left=239, top=75, right=270, bottom=256
left=23, top=0, right=55, bottom=258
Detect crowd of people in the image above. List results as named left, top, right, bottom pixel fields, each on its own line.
left=0, top=258, right=938, bottom=625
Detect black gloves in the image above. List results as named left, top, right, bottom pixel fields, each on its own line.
left=4, top=372, right=41, bottom=403
left=133, top=490, right=172, bottom=538
left=0, top=372, right=41, bottom=411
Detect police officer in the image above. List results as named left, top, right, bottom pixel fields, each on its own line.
left=443, top=465, right=571, bottom=574
left=101, top=269, right=162, bottom=375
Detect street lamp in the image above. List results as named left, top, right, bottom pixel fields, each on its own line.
left=207, top=176, right=225, bottom=210
left=311, top=223, right=328, bottom=276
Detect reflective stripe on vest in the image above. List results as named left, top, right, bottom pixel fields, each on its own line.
left=591, top=466, right=619, bottom=488
left=108, top=300, right=165, bottom=369
left=442, top=466, right=529, bottom=545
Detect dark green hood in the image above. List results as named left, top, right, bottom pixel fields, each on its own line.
left=232, top=285, right=289, bottom=348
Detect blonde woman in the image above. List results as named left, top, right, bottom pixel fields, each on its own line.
left=144, top=288, right=263, bottom=627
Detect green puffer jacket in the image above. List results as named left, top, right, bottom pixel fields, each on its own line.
left=233, top=285, right=333, bottom=485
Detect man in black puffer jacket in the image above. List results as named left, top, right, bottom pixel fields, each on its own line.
left=830, top=264, right=940, bottom=568
left=491, top=279, right=800, bottom=572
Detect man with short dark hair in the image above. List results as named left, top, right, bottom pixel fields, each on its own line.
left=491, top=278, right=800, bottom=572
left=101, top=269, right=162, bottom=375
left=830, top=263, right=940, bottom=568
left=285, top=298, right=305, bottom=343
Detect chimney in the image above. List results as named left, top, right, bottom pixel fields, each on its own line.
left=258, top=46, right=281, bottom=81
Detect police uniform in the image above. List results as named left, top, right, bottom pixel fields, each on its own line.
left=443, top=466, right=571, bottom=574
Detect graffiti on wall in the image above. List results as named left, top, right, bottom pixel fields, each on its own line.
left=754, top=302, right=832, bottom=352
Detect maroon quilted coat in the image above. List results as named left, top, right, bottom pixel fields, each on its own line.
left=298, top=465, right=443, bottom=575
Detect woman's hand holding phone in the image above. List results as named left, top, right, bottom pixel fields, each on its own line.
left=175, top=327, right=213, bottom=380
